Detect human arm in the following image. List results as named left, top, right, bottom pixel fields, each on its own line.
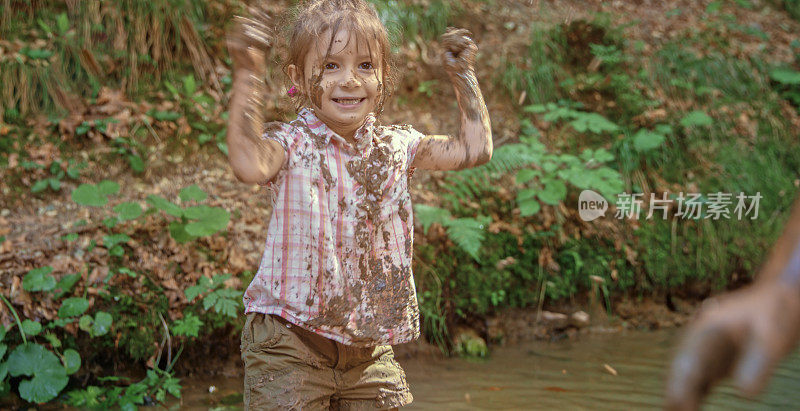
left=411, top=28, right=492, bottom=171
left=226, top=7, right=285, bottom=185
left=665, top=197, right=800, bottom=410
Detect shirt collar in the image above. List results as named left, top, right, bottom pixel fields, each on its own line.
left=297, top=107, right=376, bottom=150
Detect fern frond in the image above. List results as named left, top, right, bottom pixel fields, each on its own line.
left=413, top=204, right=451, bottom=234
left=442, top=216, right=491, bottom=261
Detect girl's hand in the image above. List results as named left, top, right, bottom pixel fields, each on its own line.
left=440, top=28, right=478, bottom=77
left=665, top=282, right=800, bottom=410
left=226, top=5, right=272, bottom=75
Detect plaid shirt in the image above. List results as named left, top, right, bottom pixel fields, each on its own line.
left=243, top=108, right=423, bottom=346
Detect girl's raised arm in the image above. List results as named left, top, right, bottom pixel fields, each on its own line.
left=412, top=28, right=492, bottom=171
left=226, top=7, right=285, bottom=185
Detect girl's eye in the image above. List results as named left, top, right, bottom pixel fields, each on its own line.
left=325, top=62, right=338, bottom=70
left=359, top=62, right=373, bottom=70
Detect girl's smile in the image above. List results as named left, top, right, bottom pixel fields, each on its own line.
left=289, top=28, right=383, bottom=143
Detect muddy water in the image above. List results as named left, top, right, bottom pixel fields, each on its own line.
left=171, top=329, right=800, bottom=410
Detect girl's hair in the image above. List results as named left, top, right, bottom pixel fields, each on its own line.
left=280, top=0, right=395, bottom=114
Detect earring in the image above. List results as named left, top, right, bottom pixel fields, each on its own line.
left=287, top=86, right=298, bottom=97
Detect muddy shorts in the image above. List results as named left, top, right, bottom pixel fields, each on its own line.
left=240, top=313, right=413, bottom=410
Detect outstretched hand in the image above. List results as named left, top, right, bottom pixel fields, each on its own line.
left=440, top=27, right=478, bottom=76
left=665, top=282, right=800, bottom=410
left=226, top=4, right=272, bottom=74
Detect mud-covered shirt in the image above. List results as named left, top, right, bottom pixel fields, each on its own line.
left=243, top=107, right=423, bottom=346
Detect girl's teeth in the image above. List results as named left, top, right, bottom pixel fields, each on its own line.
left=336, top=98, right=362, bottom=105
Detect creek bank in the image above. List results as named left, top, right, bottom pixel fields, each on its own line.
left=393, top=293, right=702, bottom=360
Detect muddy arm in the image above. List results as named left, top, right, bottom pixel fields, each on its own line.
left=412, top=28, right=492, bottom=171
left=665, top=197, right=800, bottom=410
left=226, top=7, right=285, bottom=185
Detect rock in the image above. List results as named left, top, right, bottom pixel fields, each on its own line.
left=570, top=311, right=591, bottom=328
left=485, top=317, right=505, bottom=344
left=452, top=326, right=488, bottom=358
left=539, top=311, right=569, bottom=329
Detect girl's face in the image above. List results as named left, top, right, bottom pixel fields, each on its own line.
left=290, top=29, right=383, bottom=140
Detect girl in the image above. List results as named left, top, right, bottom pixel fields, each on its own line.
left=226, top=0, right=492, bottom=409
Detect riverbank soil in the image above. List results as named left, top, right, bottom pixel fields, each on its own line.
left=2, top=0, right=800, bottom=407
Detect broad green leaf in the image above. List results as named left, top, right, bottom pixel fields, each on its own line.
left=7, top=343, right=69, bottom=403
left=179, top=185, right=207, bottom=202
left=109, top=245, right=124, bottom=257
left=31, top=179, right=49, bottom=193
left=103, top=233, right=131, bottom=249
left=517, top=188, right=537, bottom=202
left=171, top=313, right=202, bottom=337
left=23, top=266, right=56, bottom=292
left=183, top=74, right=197, bottom=95
left=146, top=195, right=183, bottom=217
left=54, top=273, right=81, bottom=298
left=118, top=267, right=138, bottom=278
left=58, top=297, right=90, bottom=318
left=633, top=129, right=666, bottom=151
left=538, top=179, right=567, bottom=205
left=62, top=233, right=78, bottom=242
left=680, top=110, right=713, bottom=127
left=92, top=312, right=113, bottom=336
left=72, top=184, right=107, bottom=207
left=103, top=217, right=118, bottom=228
left=184, top=205, right=230, bottom=236
left=515, top=169, right=540, bottom=184
left=56, top=13, right=69, bottom=34
left=49, top=178, right=61, bottom=191
left=770, top=68, right=800, bottom=85
left=63, top=349, right=81, bottom=374
left=97, top=180, right=120, bottom=196
left=127, top=154, right=144, bottom=173
left=153, top=110, right=181, bottom=121
left=169, top=221, right=194, bottom=243
left=78, top=315, right=93, bottom=332
left=113, top=202, right=142, bottom=221
left=518, top=198, right=541, bottom=216
left=21, top=320, right=42, bottom=336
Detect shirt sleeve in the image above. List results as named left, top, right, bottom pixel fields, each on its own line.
left=391, top=125, right=425, bottom=170
left=261, top=121, right=292, bottom=153
left=257, top=121, right=292, bottom=187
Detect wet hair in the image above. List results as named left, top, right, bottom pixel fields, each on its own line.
left=279, top=0, right=395, bottom=114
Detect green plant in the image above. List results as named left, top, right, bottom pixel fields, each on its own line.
left=111, top=137, right=145, bottom=173
left=30, top=159, right=83, bottom=194
left=146, top=185, right=230, bottom=243
left=770, top=67, right=800, bottom=110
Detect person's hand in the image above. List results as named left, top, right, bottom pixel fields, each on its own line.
left=440, top=27, right=478, bottom=77
left=226, top=4, right=272, bottom=75
left=665, top=282, right=800, bottom=410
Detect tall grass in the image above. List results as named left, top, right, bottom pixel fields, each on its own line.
left=0, top=0, right=230, bottom=118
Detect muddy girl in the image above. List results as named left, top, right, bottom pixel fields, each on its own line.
left=225, top=0, right=492, bottom=408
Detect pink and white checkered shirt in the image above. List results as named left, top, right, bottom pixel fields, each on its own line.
left=243, top=108, right=423, bottom=346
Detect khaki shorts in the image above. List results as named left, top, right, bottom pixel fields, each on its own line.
left=240, top=313, right=413, bottom=410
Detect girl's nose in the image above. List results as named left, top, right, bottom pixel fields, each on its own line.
left=340, top=69, right=361, bottom=88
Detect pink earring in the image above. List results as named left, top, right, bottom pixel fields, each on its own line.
left=287, top=86, right=298, bottom=97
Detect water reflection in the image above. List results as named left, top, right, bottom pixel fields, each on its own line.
left=174, top=329, right=800, bottom=410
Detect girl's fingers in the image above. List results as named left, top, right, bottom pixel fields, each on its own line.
left=734, top=338, right=777, bottom=397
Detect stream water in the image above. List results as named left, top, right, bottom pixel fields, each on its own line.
left=173, top=329, right=800, bottom=410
